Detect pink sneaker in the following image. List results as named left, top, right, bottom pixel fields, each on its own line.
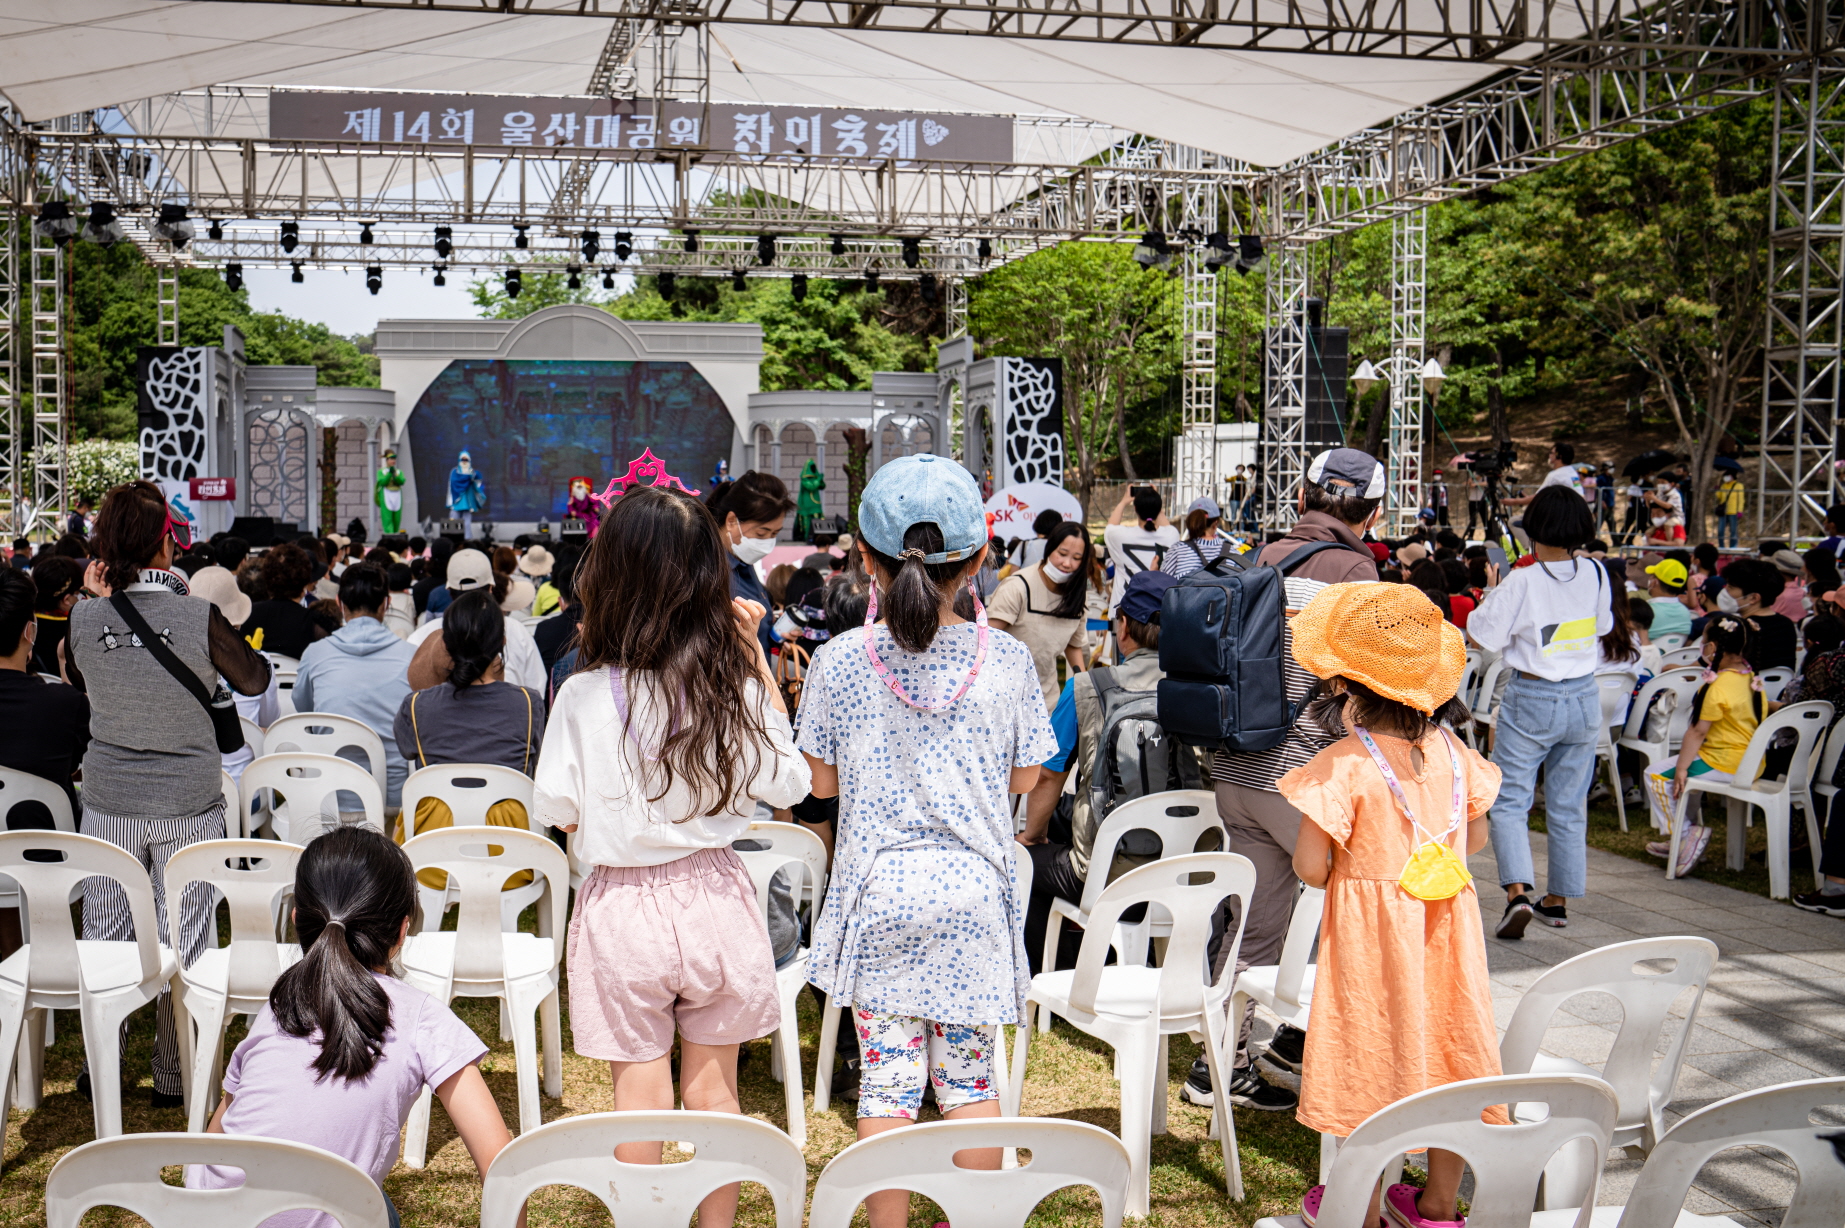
left=1385, top=1183, right=1465, bottom=1228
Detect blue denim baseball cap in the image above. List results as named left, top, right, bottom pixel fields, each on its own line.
left=857, top=454, right=987, bottom=564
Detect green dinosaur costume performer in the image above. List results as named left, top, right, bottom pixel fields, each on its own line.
left=795, top=457, right=825, bottom=540
left=375, top=448, right=407, bottom=534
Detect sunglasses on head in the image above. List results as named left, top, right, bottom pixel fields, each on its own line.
left=164, top=507, right=192, bottom=552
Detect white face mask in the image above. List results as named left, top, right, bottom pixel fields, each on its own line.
left=1041, top=561, right=1075, bottom=585
left=459, top=460, right=473, bottom=473
left=1717, top=588, right=1741, bottom=613
left=731, top=534, right=777, bottom=566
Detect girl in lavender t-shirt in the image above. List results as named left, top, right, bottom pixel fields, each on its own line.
left=185, top=828, right=519, bottom=1227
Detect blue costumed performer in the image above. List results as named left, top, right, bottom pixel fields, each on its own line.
left=447, top=448, right=486, bottom=538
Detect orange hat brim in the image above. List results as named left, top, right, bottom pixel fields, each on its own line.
left=1290, top=582, right=1468, bottom=715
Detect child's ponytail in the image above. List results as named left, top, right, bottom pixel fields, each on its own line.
left=868, top=522, right=970, bottom=654
left=269, top=827, right=419, bottom=1083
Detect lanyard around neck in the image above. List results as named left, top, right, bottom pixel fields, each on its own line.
left=1352, top=723, right=1465, bottom=849
left=862, top=574, right=989, bottom=712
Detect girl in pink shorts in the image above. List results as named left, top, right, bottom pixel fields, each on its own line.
left=534, top=484, right=810, bottom=1228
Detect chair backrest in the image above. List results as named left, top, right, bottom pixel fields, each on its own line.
left=1659, top=647, right=1706, bottom=669
left=239, top=716, right=266, bottom=758
left=1472, top=657, right=1507, bottom=720
left=240, top=752, right=385, bottom=844
left=1317, top=1074, right=1618, bottom=1228
left=1815, top=717, right=1845, bottom=793
left=808, top=1117, right=1131, bottom=1228
left=1597, top=671, right=1638, bottom=732
left=0, top=831, right=161, bottom=994
left=0, top=766, right=74, bottom=832
left=1499, top=936, right=1718, bottom=1147
left=1620, top=670, right=1707, bottom=742
left=479, top=1110, right=805, bottom=1228
left=402, top=827, right=566, bottom=982
left=1271, top=885, right=1326, bottom=1007
left=1729, top=701, right=1833, bottom=789
left=45, top=1132, right=391, bottom=1228
left=1077, top=789, right=1222, bottom=914
left=400, top=763, right=536, bottom=830
left=1067, top=852, right=1256, bottom=1021
left=1758, top=667, right=1794, bottom=703
left=266, top=713, right=389, bottom=800
left=1614, top=1077, right=1845, bottom=1228
left=735, top=841, right=816, bottom=928
left=163, top=840, right=303, bottom=1001
left=1012, top=840, right=1034, bottom=904
left=1654, top=633, right=1687, bottom=652
left=1457, top=653, right=1480, bottom=711
left=737, top=819, right=828, bottom=904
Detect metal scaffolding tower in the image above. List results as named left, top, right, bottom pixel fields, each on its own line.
left=1757, top=61, right=1845, bottom=542
left=1385, top=207, right=1428, bottom=536
left=1260, top=242, right=1311, bottom=529
left=27, top=228, right=65, bottom=539
left=0, top=210, right=17, bottom=535
left=157, top=261, right=180, bottom=347
left=1173, top=143, right=1220, bottom=509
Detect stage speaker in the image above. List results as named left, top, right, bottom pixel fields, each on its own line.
left=229, top=516, right=275, bottom=546
left=439, top=519, right=465, bottom=542
left=1305, top=323, right=1349, bottom=448
left=559, top=520, right=588, bottom=544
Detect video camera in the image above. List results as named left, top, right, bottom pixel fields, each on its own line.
left=1452, top=443, right=1519, bottom=476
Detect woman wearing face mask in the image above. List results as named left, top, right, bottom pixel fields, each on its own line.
left=987, top=521, right=1100, bottom=710
left=707, top=471, right=797, bottom=652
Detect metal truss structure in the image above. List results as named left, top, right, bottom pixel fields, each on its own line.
left=0, top=211, right=16, bottom=531
left=1260, top=242, right=1312, bottom=528
left=1383, top=207, right=1429, bottom=536
left=27, top=230, right=65, bottom=540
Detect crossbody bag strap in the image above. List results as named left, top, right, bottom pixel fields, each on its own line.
left=522, top=686, right=533, bottom=775
left=108, top=593, right=214, bottom=711
left=410, top=690, right=429, bottom=769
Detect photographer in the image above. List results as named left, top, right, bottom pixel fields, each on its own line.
left=1502, top=442, right=1586, bottom=508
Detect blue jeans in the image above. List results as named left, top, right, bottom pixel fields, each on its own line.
left=1717, top=513, right=1740, bottom=548
left=1488, top=673, right=1600, bottom=899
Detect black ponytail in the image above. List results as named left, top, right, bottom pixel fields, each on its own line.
left=443, top=588, right=506, bottom=693
left=1692, top=614, right=1764, bottom=724
left=867, top=522, right=977, bottom=654
left=269, top=827, right=418, bottom=1083
left=1132, top=488, right=1162, bottom=534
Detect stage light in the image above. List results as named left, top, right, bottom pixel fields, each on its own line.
left=433, top=226, right=452, bottom=258
left=32, top=201, right=78, bottom=247
left=1203, top=231, right=1236, bottom=272
left=976, top=237, right=992, bottom=263
left=152, top=203, right=194, bottom=249
left=1420, top=357, right=1445, bottom=396
left=658, top=272, right=676, bottom=297
left=682, top=229, right=699, bottom=253
left=290, top=262, right=304, bottom=284
left=920, top=272, right=938, bottom=305
left=365, top=265, right=382, bottom=295
left=791, top=273, right=808, bottom=302
left=513, top=223, right=529, bottom=249
left=207, top=218, right=223, bottom=242
left=1133, top=230, right=1172, bottom=270
left=567, top=265, right=582, bottom=290
left=614, top=231, right=632, bottom=260
left=864, top=268, right=880, bottom=291
left=731, top=269, right=747, bottom=291
left=830, top=234, right=846, bottom=256
left=224, top=263, right=243, bottom=292
left=581, top=229, right=600, bottom=261
left=1352, top=359, right=1379, bottom=397
left=602, top=268, right=615, bottom=290
left=432, top=264, right=446, bottom=287
left=1237, top=234, right=1266, bottom=273
left=279, top=221, right=299, bottom=253
left=757, top=234, right=775, bottom=266
left=359, top=222, right=375, bottom=245
left=81, top=202, right=125, bottom=247
left=901, top=236, right=921, bottom=268
left=504, top=267, right=522, bottom=299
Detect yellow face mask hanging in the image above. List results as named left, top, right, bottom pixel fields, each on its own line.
left=1352, top=723, right=1473, bottom=902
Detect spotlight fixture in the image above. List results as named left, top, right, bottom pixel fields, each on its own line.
left=976, top=237, right=992, bottom=263
left=900, top=236, right=921, bottom=269
left=614, top=231, right=633, bottom=260
left=756, top=234, right=775, bottom=266
left=290, top=261, right=305, bottom=284
left=207, top=218, right=223, bottom=242
left=223, top=263, right=244, bottom=292
left=791, top=273, right=808, bottom=302
left=513, top=223, right=530, bottom=250
left=358, top=222, right=375, bottom=245
left=1352, top=359, right=1380, bottom=397
left=1203, top=231, right=1236, bottom=272
left=152, top=203, right=194, bottom=249
left=433, top=226, right=452, bottom=259
left=682, top=229, right=700, bottom=253
left=81, top=202, right=125, bottom=247
left=658, top=271, right=676, bottom=298
left=731, top=269, right=747, bottom=291
left=504, top=267, right=523, bottom=299
left=1420, top=357, right=1446, bottom=396
left=1132, top=230, right=1172, bottom=270
left=365, top=265, right=383, bottom=296
left=279, top=221, right=299, bottom=253
left=919, top=272, right=938, bottom=305
left=1237, top=234, right=1266, bottom=273
left=432, top=264, right=446, bottom=287
left=830, top=234, right=846, bottom=256
left=567, top=265, right=583, bottom=290
left=32, top=201, right=78, bottom=247
left=580, top=229, right=600, bottom=262
left=602, top=268, right=615, bottom=290
left=863, top=268, right=880, bottom=292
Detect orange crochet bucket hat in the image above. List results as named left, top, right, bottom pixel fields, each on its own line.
left=1290, top=582, right=1467, bottom=715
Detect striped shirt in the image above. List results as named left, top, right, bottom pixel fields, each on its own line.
left=1161, top=537, right=1234, bottom=580
left=1210, top=575, right=1341, bottom=792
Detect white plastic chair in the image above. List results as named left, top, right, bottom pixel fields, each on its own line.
left=1617, top=671, right=1710, bottom=833
left=399, top=763, right=541, bottom=931
left=1005, top=852, right=1256, bottom=1215
left=265, top=712, right=390, bottom=807
left=240, top=752, right=385, bottom=845
left=1251, top=1074, right=1619, bottom=1228
left=1757, top=666, right=1794, bottom=702
left=45, top=1132, right=391, bottom=1228
left=808, top=1118, right=1132, bottom=1228
left=0, top=832, right=179, bottom=1144
left=1039, top=789, right=1223, bottom=1002
left=1594, top=671, right=1639, bottom=830
left=1809, top=716, right=1845, bottom=817
left=479, top=1110, right=807, bottom=1228
left=1596, top=1077, right=1845, bottom=1228
left=239, top=716, right=265, bottom=757
left=1653, top=633, right=1688, bottom=652
left=217, top=770, right=243, bottom=839
left=0, top=767, right=76, bottom=921
left=273, top=670, right=299, bottom=718
left=399, top=826, right=566, bottom=1164
left=1658, top=647, right=1706, bottom=670
left=734, top=826, right=824, bottom=1146
left=1228, top=885, right=1325, bottom=1053
left=1470, top=656, right=1509, bottom=745
left=163, top=839, right=304, bottom=1133
left=1499, top=936, right=1718, bottom=1208
left=1668, top=700, right=1832, bottom=897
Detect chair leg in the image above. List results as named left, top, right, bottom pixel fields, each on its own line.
left=1319, top=1132, right=1340, bottom=1185
left=506, top=992, right=542, bottom=1136
left=540, top=987, right=562, bottom=1100
left=80, top=996, right=129, bottom=1139
left=171, top=984, right=194, bottom=1124
left=813, top=994, right=840, bottom=1113
left=402, top=1088, right=434, bottom=1168
left=1610, top=751, right=1628, bottom=832
left=1200, top=1009, right=1243, bottom=1202
left=184, top=995, right=229, bottom=1133
left=14, top=1008, right=44, bottom=1111
left=1003, top=1003, right=1035, bottom=1118
left=777, top=983, right=805, bottom=1147
left=1727, top=798, right=1748, bottom=874
left=1152, top=1033, right=1169, bottom=1136
left=0, top=988, right=27, bottom=1149
left=1766, top=800, right=1791, bottom=899
left=1117, top=1028, right=1159, bottom=1219
left=1803, top=799, right=1827, bottom=893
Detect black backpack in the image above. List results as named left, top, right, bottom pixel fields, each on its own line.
left=1086, top=665, right=1204, bottom=855
left=1156, top=540, right=1363, bottom=752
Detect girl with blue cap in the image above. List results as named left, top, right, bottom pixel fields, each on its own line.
left=798, top=454, right=1058, bottom=1228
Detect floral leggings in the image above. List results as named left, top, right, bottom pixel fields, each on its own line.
left=854, top=1007, right=1000, bottom=1120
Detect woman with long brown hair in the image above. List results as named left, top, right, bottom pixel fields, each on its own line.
left=533, top=484, right=809, bottom=1228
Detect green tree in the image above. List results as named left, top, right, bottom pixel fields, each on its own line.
left=468, top=266, right=612, bottom=318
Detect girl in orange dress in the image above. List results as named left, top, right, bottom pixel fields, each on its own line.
left=1276, top=582, right=1504, bottom=1228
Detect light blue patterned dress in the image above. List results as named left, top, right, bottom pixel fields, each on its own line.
left=798, top=621, right=1059, bottom=1024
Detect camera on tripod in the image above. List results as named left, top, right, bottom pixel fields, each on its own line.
left=1453, top=443, right=1519, bottom=476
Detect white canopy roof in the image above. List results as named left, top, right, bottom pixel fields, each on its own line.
left=0, top=0, right=1572, bottom=166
